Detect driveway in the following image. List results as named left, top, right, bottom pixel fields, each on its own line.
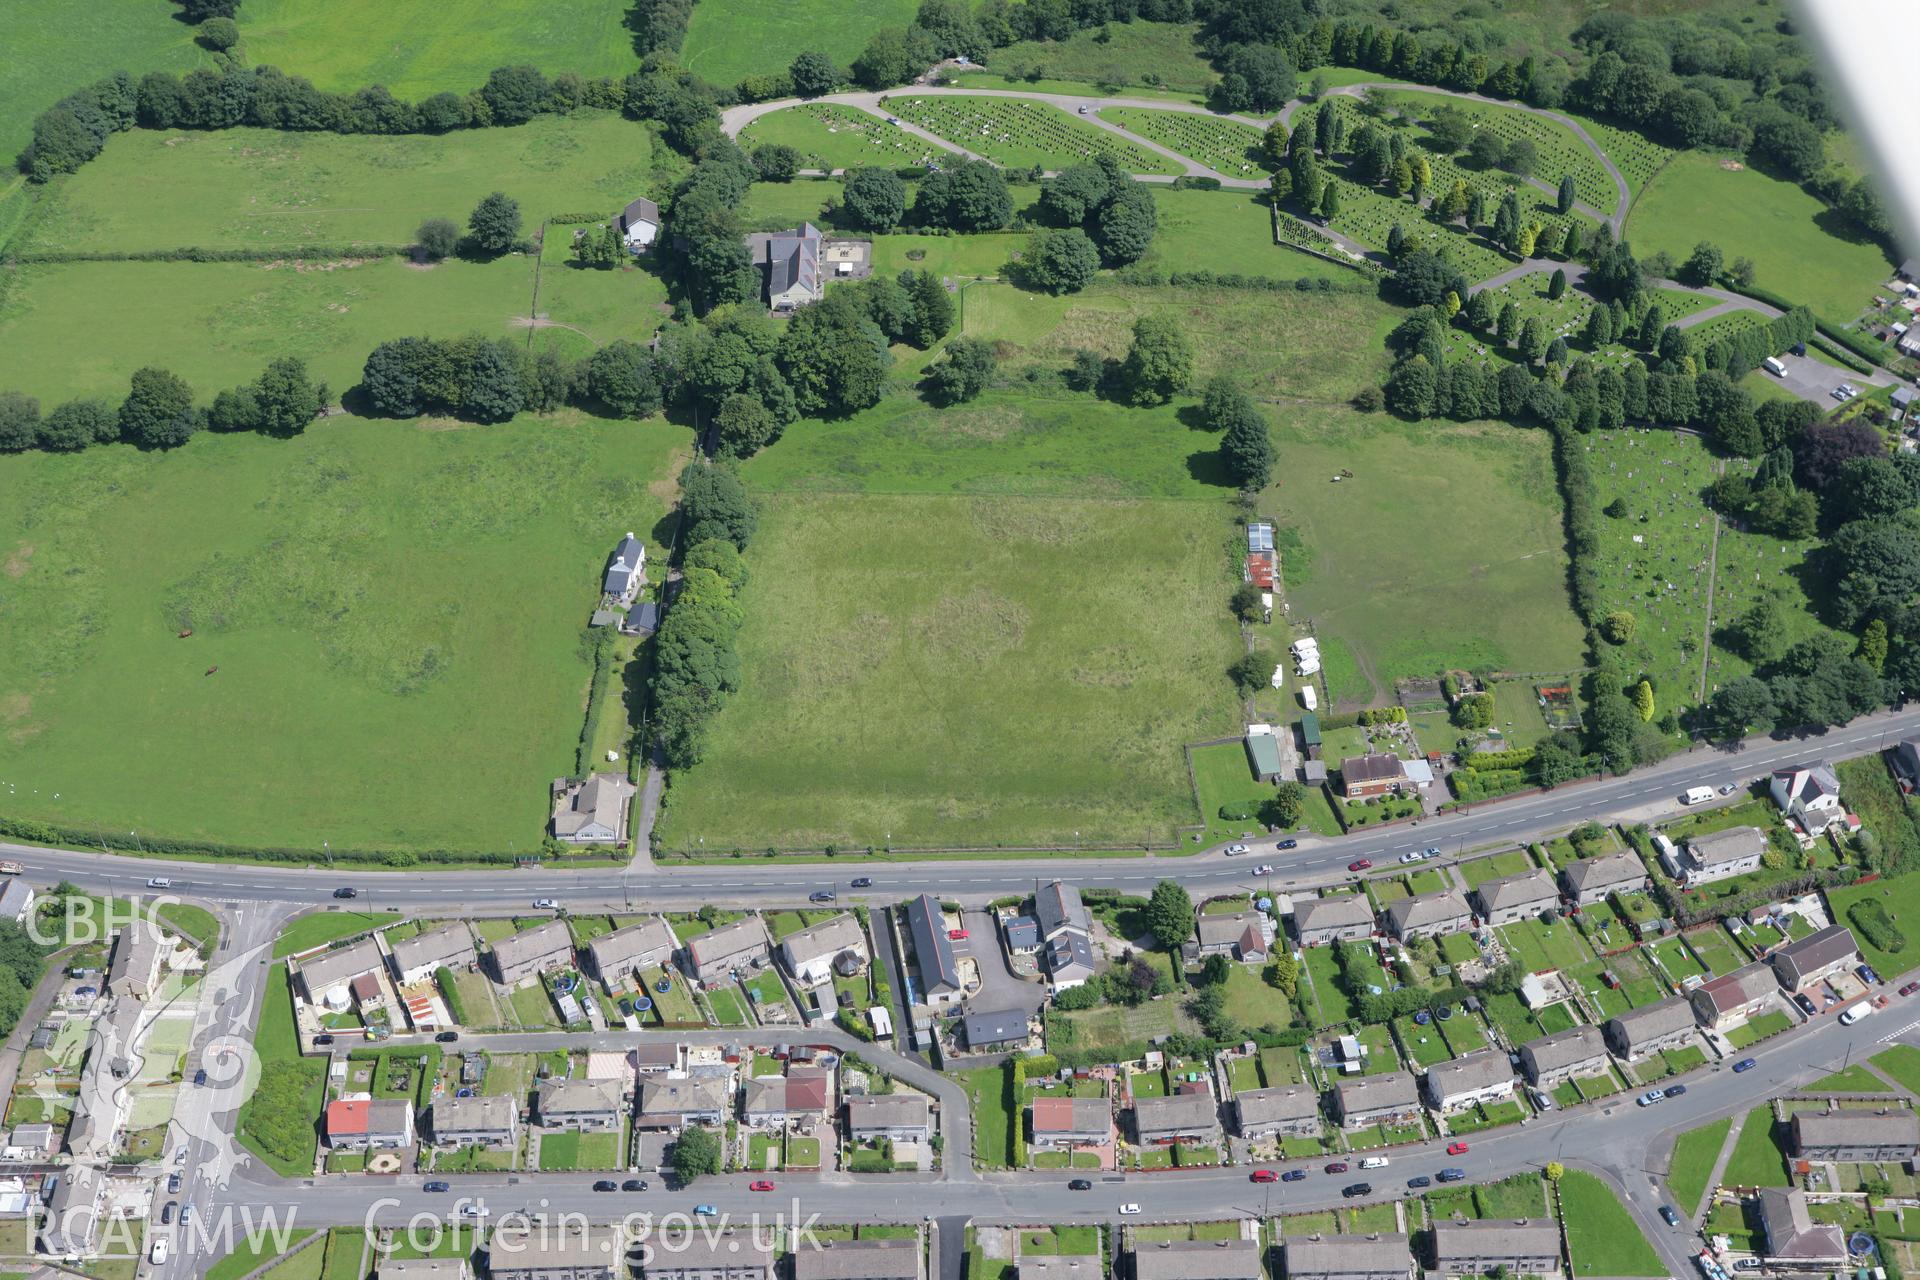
left=957, top=908, right=1046, bottom=1017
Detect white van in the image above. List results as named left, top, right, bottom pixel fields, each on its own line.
left=1681, top=787, right=1713, bottom=805
left=1840, top=1001, right=1873, bottom=1025
left=1763, top=356, right=1787, bottom=376
left=1360, top=1156, right=1389, bottom=1169
left=150, top=1239, right=171, bottom=1265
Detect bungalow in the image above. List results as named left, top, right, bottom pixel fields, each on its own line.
left=750, top=223, right=823, bottom=312
left=604, top=532, right=647, bottom=604
left=1430, top=1221, right=1562, bottom=1277
left=1385, top=889, right=1472, bottom=941
left=1678, top=826, right=1767, bottom=886
left=1560, top=852, right=1649, bottom=907
left=1194, top=912, right=1270, bottom=962
left=429, top=1094, right=519, bottom=1148
left=741, top=1070, right=832, bottom=1128
left=1132, top=1091, right=1219, bottom=1145
left=685, top=917, right=771, bottom=989
left=325, top=1098, right=415, bottom=1150
left=792, top=1240, right=923, bottom=1280
left=294, top=938, right=383, bottom=1008
left=639, top=1233, right=775, bottom=1280
left=1332, top=1073, right=1421, bottom=1129
left=904, top=895, right=962, bottom=1007
left=1756, top=1188, right=1848, bottom=1266
left=1283, top=1235, right=1415, bottom=1280
left=1791, top=1108, right=1920, bottom=1163
left=1688, top=962, right=1780, bottom=1032
left=1604, top=996, right=1698, bottom=1060
left=1232, top=1085, right=1323, bottom=1140
left=1518, top=1025, right=1610, bottom=1088
left=550, top=773, right=637, bottom=845
left=534, top=1078, right=626, bottom=1132
left=1771, top=925, right=1861, bottom=994
left=846, top=1094, right=932, bottom=1144
left=1472, top=869, right=1560, bottom=926
left=1422, top=1049, right=1515, bottom=1112
left=1003, top=917, right=1041, bottom=956
left=489, top=920, right=575, bottom=986
left=488, top=1226, right=620, bottom=1280
left=617, top=199, right=660, bottom=255
left=962, top=1007, right=1032, bottom=1052
left=1771, top=764, right=1845, bottom=836
left=636, top=1075, right=729, bottom=1132
left=586, top=917, right=678, bottom=988
left=1292, top=895, right=1376, bottom=947
left=388, top=923, right=478, bottom=986
left=780, top=914, right=868, bottom=988
left=1340, top=752, right=1407, bottom=799
left=1029, top=1096, right=1112, bottom=1149
left=1130, top=1240, right=1264, bottom=1280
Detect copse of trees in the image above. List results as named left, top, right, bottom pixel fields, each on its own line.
left=927, top=337, right=997, bottom=404
left=840, top=167, right=908, bottom=230
left=912, top=160, right=1013, bottom=232
left=650, top=470, right=758, bottom=770
left=1200, top=378, right=1275, bottom=489
left=1037, top=155, right=1159, bottom=266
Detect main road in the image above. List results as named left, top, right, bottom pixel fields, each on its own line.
left=12, top=709, right=1919, bottom=913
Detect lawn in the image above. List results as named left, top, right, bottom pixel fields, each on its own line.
left=1459, top=849, right=1537, bottom=887
left=1722, top=1107, right=1790, bottom=1188
left=951, top=22, right=1217, bottom=100
left=1217, top=964, right=1295, bottom=1032
left=242, top=0, right=639, bottom=99
left=1809, top=1064, right=1889, bottom=1092
left=705, top=986, right=749, bottom=1027
left=1192, top=743, right=1283, bottom=845
left=237, top=967, right=324, bottom=1176
left=1724, top=1009, right=1791, bottom=1049
left=21, top=115, right=661, bottom=255
left=1500, top=918, right=1597, bottom=973
left=653, top=393, right=1243, bottom=853
left=1558, top=1171, right=1665, bottom=1277
left=958, top=1066, right=1016, bottom=1170
left=206, top=1231, right=319, bottom=1280
left=1871, top=1045, right=1920, bottom=1097
left=885, top=94, right=1183, bottom=176
left=1265, top=411, right=1584, bottom=709
left=274, top=913, right=398, bottom=960
left=1685, top=927, right=1746, bottom=978
left=0, top=415, right=680, bottom=853
left=1668, top=1116, right=1733, bottom=1217
left=1626, top=150, right=1896, bottom=331
left=1138, top=189, right=1358, bottom=283
left=681, top=0, right=919, bottom=87
left=739, top=105, right=962, bottom=173
left=1397, top=1017, right=1452, bottom=1068
left=1372, top=89, right=1622, bottom=215
left=1828, top=872, right=1920, bottom=977
left=537, top=1129, right=620, bottom=1170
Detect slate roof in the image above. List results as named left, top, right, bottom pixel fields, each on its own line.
left=1771, top=925, right=1860, bottom=987
left=1130, top=1240, right=1263, bottom=1280
left=1294, top=895, right=1376, bottom=933
left=1133, top=1092, right=1218, bottom=1133
left=1756, top=1188, right=1847, bottom=1261
left=1474, top=869, right=1559, bottom=914
left=587, top=917, right=676, bottom=975
left=1430, top=1220, right=1561, bottom=1263
left=1282, top=1235, right=1413, bottom=1277
left=1035, top=881, right=1090, bottom=938
left=686, top=916, right=770, bottom=975
left=1561, top=851, right=1646, bottom=895
left=845, top=1093, right=930, bottom=1132
left=1688, top=825, right=1768, bottom=866
left=904, top=895, right=960, bottom=995
left=553, top=772, right=635, bottom=839
left=619, top=198, right=660, bottom=231
left=389, top=923, right=476, bottom=976
left=1521, top=1024, right=1606, bottom=1074
left=604, top=533, right=645, bottom=596
left=1386, top=889, right=1470, bottom=934
left=297, top=938, right=383, bottom=993
left=1335, top=1072, right=1420, bottom=1113
left=1793, top=1109, right=1920, bottom=1150
left=1234, top=1085, right=1321, bottom=1127
left=782, top=914, right=865, bottom=966
left=1426, top=1049, right=1514, bottom=1099
left=790, top=1240, right=921, bottom=1280
left=1341, top=753, right=1406, bottom=785
left=962, top=1007, right=1030, bottom=1047
left=491, top=920, right=574, bottom=974
left=1608, top=995, right=1696, bottom=1048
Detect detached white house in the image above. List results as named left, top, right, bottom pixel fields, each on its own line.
left=619, top=197, right=660, bottom=254
left=1770, top=764, right=1847, bottom=837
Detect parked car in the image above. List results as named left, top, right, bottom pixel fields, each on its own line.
left=1225, top=844, right=1250, bottom=856
left=166, top=1174, right=181, bottom=1195
left=1666, top=1084, right=1687, bottom=1098
left=1068, top=1179, right=1092, bottom=1191
left=1324, top=1161, right=1350, bottom=1174
left=809, top=890, right=836, bottom=903
left=1277, top=839, right=1298, bottom=850
left=694, top=1205, right=718, bottom=1217
left=1250, top=1170, right=1278, bottom=1183
left=333, top=887, right=358, bottom=899
left=424, top=1181, right=450, bottom=1193
left=623, top=1179, right=648, bottom=1192
left=1281, top=1170, right=1307, bottom=1182
left=160, top=1203, right=175, bottom=1225
left=948, top=928, right=969, bottom=940
left=1638, top=1089, right=1666, bottom=1106
left=1734, top=1260, right=1762, bottom=1271
left=1347, top=859, right=1372, bottom=872
left=1118, top=1204, right=1142, bottom=1216
left=750, top=1181, right=776, bottom=1192
left=1438, top=1168, right=1467, bottom=1182
left=180, top=1206, right=193, bottom=1226
left=1793, top=993, right=1817, bottom=1015
left=193, top=1069, right=207, bottom=1086
left=1424, top=847, right=1441, bottom=857
left=1342, top=1183, right=1373, bottom=1198
left=1859, top=963, right=1881, bottom=984
left=533, top=898, right=559, bottom=910
left=1446, top=1142, right=1470, bottom=1155
left=1399, top=852, right=1425, bottom=864
left=593, top=1181, right=618, bottom=1192
left=313, top=1034, right=334, bottom=1046
left=1660, top=1206, right=1680, bottom=1227
left=1902, top=982, right=1919, bottom=997
left=436, top=1031, right=459, bottom=1043
left=1406, top=1176, right=1432, bottom=1189
left=1719, top=783, right=1737, bottom=794
left=1733, top=1058, right=1757, bottom=1073
left=147, top=878, right=172, bottom=889
left=850, top=877, right=873, bottom=888
left=1791, top=342, right=1808, bottom=357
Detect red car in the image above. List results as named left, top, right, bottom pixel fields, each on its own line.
left=749, top=1180, right=776, bottom=1192
left=1447, top=1142, right=1470, bottom=1155
left=1902, top=982, right=1919, bottom=997
left=1249, top=1170, right=1278, bottom=1183
left=1324, top=1161, right=1350, bottom=1174
left=948, top=928, right=969, bottom=940
left=1347, top=859, right=1373, bottom=872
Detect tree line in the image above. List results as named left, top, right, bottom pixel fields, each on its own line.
left=650, top=466, right=756, bottom=769
left=0, top=357, right=326, bottom=455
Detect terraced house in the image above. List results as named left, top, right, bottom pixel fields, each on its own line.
left=1291, top=894, right=1377, bottom=946
left=1471, top=869, right=1560, bottom=926
left=1518, top=1024, right=1610, bottom=1088
left=1232, top=1085, right=1323, bottom=1140
left=1604, top=996, right=1699, bottom=1060
left=1333, top=1072, right=1422, bottom=1129
left=1386, top=889, right=1472, bottom=941
left=1790, top=1108, right=1920, bottom=1162
left=684, top=916, right=771, bottom=988
left=1430, top=1220, right=1562, bottom=1277
left=488, top=1226, right=620, bottom=1280
left=1688, top=963, right=1780, bottom=1033
left=1560, top=851, right=1649, bottom=907
left=1770, top=925, right=1861, bottom=993
left=1423, top=1050, right=1516, bottom=1112
left=388, top=922, right=478, bottom=986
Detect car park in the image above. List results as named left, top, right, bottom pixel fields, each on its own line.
left=1225, top=843, right=1249, bottom=856
left=1119, top=1204, right=1141, bottom=1215
left=750, top=1180, right=776, bottom=1192
left=1446, top=1142, right=1470, bottom=1155
left=1068, top=1179, right=1092, bottom=1191
left=1733, top=1058, right=1757, bottom=1073
left=593, top=1180, right=617, bottom=1192
left=623, top=1179, right=648, bottom=1191
left=1342, top=1183, right=1372, bottom=1198
left=424, top=1181, right=450, bottom=1193
left=1347, top=860, right=1372, bottom=872
left=1281, top=1170, right=1307, bottom=1182
left=1407, top=1175, right=1432, bottom=1188
left=1660, top=1206, right=1680, bottom=1226
left=1250, top=1170, right=1277, bottom=1182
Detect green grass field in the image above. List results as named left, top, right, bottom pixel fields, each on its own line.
left=242, top=0, right=639, bottom=99
left=274, top=913, right=399, bottom=960
left=1722, top=1106, right=1791, bottom=1188
left=654, top=392, right=1242, bottom=850
left=885, top=94, right=1182, bottom=175
left=739, top=105, right=961, bottom=173
left=955, top=22, right=1216, bottom=100
left=1134, top=189, right=1357, bottom=282
left=1263, top=411, right=1585, bottom=708
left=1559, top=1171, right=1665, bottom=1276
left=22, top=114, right=661, bottom=254
left=0, top=415, right=681, bottom=852
left=681, top=0, right=919, bottom=88
left=1626, top=150, right=1895, bottom=330
left=1667, top=1116, right=1733, bottom=1217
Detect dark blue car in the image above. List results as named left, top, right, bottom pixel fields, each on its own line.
left=1733, top=1058, right=1757, bottom=1073
left=1281, top=1169, right=1307, bottom=1182
left=1406, top=1176, right=1432, bottom=1188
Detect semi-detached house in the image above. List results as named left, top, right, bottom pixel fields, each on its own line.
left=780, top=914, right=867, bottom=988
left=1385, top=890, right=1471, bottom=941
left=535, top=1078, right=626, bottom=1132
left=1333, top=1073, right=1421, bottom=1129
left=1232, top=1085, right=1322, bottom=1139
left=1283, top=1235, right=1414, bottom=1280
left=1292, top=895, right=1376, bottom=947
left=1422, top=1050, right=1515, bottom=1112
left=1518, top=1024, right=1609, bottom=1088
left=792, top=1240, right=923, bottom=1280
left=488, top=920, right=575, bottom=985
left=1604, top=996, right=1697, bottom=1060
left=1688, top=962, right=1780, bottom=1032
left=1472, top=869, right=1559, bottom=926
left=429, top=1094, right=518, bottom=1148
left=1130, top=1091, right=1218, bottom=1145
left=585, top=917, right=677, bottom=988
left=1791, top=1109, right=1920, bottom=1162
left=685, top=917, right=771, bottom=989
left=1029, top=1096, right=1111, bottom=1149
left=388, top=923, right=477, bottom=986
left=1130, top=1239, right=1263, bottom=1280
left=1559, top=852, right=1648, bottom=907
left=846, top=1094, right=932, bottom=1143
left=1770, top=925, right=1861, bottom=993
left=1430, top=1221, right=1562, bottom=1277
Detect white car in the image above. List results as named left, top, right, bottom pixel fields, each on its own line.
left=1251, top=864, right=1274, bottom=876
left=147, top=877, right=172, bottom=888
left=1225, top=843, right=1249, bottom=856
left=1400, top=851, right=1426, bottom=864
left=533, top=898, right=559, bottom=910
left=1118, top=1203, right=1142, bottom=1216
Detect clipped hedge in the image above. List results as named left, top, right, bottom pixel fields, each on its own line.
left=10, top=245, right=409, bottom=264
left=1450, top=768, right=1532, bottom=802
left=435, top=966, right=470, bottom=1025
left=0, top=813, right=520, bottom=867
